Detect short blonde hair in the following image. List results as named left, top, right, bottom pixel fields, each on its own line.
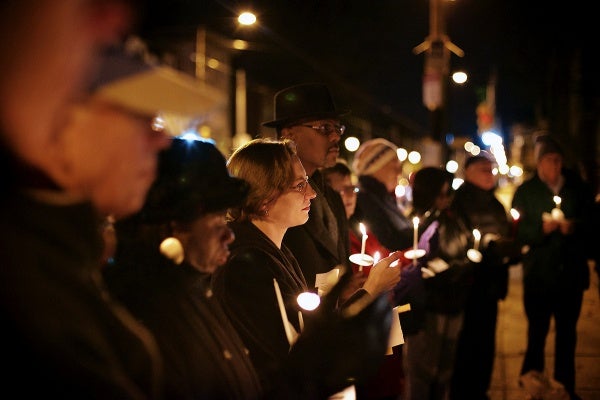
left=227, top=138, right=298, bottom=221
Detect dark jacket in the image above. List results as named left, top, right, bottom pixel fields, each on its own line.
left=420, top=208, right=474, bottom=314
left=452, top=181, right=520, bottom=301
left=105, top=247, right=262, bottom=400
left=282, top=169, right=350, bottom=289
left=398, top=208, right=474, bottom=334
left=354, top=175, right=413, bottom=251
left=212, top=220, right=309, bottom=396
left=0, top=192, right=162, bottom=399
left=512, top=171, right=592, bottom=292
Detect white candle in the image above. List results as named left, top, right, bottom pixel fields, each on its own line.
left=359, top=222, right=368, bottom=255
left=412, top=217, right=419, bottom=251
left=473, top=229, right=481, bottom=251
left=273, top=278, right=294, bottom=347
left=411, top=217, right=420, bottom=266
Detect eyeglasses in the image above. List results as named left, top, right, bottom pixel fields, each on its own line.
left=290, top=176, right=310, bottom=194
left=339, top=185, right=359, bottom=196
left=300, top=123, right=346, bottom=136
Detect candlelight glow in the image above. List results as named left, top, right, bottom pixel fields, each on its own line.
left=373, top=251, right=381, bottom=264
left=359, top=222, right=366, bottom=235
left=412, top=217, right=419, bottom=227
left=553, top=196, right=562, bottom=207
left=297, top=292, right=320, bottom=311
left=510, top=208, right=520, bottom=220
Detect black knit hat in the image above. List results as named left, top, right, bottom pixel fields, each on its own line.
left=464, top=151, right=495, bottom=169
left=534, top=134, right=563, bottom=162
left=139, top=138, right=249, bottom=223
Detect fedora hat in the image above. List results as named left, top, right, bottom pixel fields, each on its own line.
left=262, top=83, right=349, bottom=128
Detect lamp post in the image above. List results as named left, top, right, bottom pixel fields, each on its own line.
left=193, top=12, right=257, bottom=152
left=413, top=0, right=463, bottom=165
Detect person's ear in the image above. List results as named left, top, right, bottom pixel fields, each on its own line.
left=279, top=126, right=294, bottom=141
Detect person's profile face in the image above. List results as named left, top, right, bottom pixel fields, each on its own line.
left=281, top=119, right=341, bottom=174
left=180, top=211, right=234, bottom=273
left=266, top=157, right=316, bottom=229
left=57, top=100, right=171, bottom=218
left=0, top=0, right=134, bottom=169
left=465, top=160, right=496, bottom=191
left=537, top=153, right=562, bottom=186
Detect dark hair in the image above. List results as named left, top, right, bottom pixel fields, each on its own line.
left=226, top=138, right=298, bottom=221
left=322, top=159, right=352, bottom=178
left=411, top=167, right=454, bottom=215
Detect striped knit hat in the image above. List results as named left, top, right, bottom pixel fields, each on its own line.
left=352, top=138, right=399, bottom=176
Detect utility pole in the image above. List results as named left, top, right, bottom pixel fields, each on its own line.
left=413, top=0, right=463, bottom=165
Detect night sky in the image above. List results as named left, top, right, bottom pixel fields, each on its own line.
left=139, top=0, right=597, bottom=145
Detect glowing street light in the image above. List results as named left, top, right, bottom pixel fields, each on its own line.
left=237, top=12, right=257, bottom=26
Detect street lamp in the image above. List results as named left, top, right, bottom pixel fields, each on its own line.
left=414, top=0, right=464, bottom=165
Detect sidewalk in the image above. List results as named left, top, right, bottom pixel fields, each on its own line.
left=489, top=262, right=600, bottom=400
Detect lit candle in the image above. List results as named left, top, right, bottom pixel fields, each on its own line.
left=359, top=222, right=368, bottom=255
left=473, top=229, right=481, bottom=251
left=412, top=217, right=419, bottom=251
left=373, top=251, right=381, bottom=264
left=412, top=217, right=419, bottom=266
left=551, top=195, right=564, bottom=220
left=553, top=195, right=562, bottom=209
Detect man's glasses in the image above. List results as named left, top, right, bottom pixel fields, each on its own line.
left=300, top=123, right=346, bottom=136
left=290, top=176, right=310, bottom=194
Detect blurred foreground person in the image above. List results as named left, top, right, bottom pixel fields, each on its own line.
left=450, top=153, right=521, bottom=400
left=512, top=135, right=594, bottom=400
left=0, top=39, right=217, bottom=397
left=215, top=138, right=401, bottom=398
left=0, top=0, right=135, bottom=181
left=402, top=167, right=474, bottom=400
left=107, top=137, right=400, bottom=399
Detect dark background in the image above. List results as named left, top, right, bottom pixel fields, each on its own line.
left=137, top=0, right=598, bottom=186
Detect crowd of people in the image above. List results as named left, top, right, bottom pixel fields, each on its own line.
left=1, top=1, right=596, bottom=400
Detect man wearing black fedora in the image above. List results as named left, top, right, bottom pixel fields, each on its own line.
left=262, top=83, right=352, bottom=294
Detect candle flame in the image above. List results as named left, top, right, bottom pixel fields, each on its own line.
left=510, top=208, right=520, bottom=220
left=373, top=251, right=381, bottom=264
left=412, top=216, right=419, bottom=227
left=553, top=196, right=562, bottom=206
left=473, top=229, right=481, bottom=240
left=359, top=222, right=366, bottom=235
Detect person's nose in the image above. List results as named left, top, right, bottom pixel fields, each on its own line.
left=222, top=227, right=235, bottom=246
left=306, top=183, right=317, bottom=199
